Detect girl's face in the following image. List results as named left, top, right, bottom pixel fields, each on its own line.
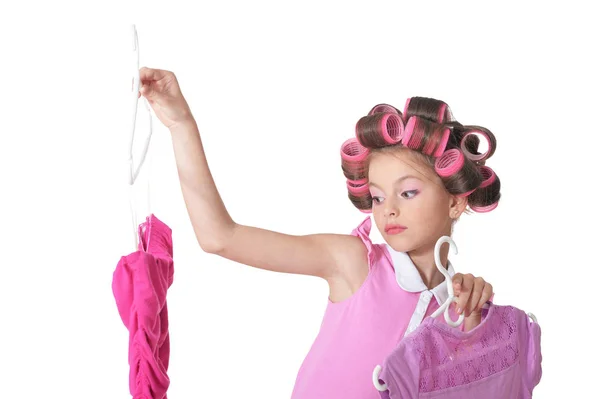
left=368, top=149, right=457, bottom=253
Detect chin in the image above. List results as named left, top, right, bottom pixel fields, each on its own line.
left=383, top=235, right=417, bottom=253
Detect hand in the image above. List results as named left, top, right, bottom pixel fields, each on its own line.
left=138, top=67, right=194, bottom=130
left=451, top=273, right=494, bottom=330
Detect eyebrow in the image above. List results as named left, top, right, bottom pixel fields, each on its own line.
left=368, top=175, right=422, bottom=190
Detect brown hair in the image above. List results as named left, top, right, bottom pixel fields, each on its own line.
left=340, top=97, right=501, bottom=214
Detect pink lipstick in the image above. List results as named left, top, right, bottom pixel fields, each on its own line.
left=385, top=224, right=407, bottom=235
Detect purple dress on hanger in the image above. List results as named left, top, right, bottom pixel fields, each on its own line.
left=377, top=304, right=542, bottom=398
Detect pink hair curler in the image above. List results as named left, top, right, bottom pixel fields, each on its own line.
left=422, top=126, right=451, bottom=157
left=401, top=116, right=415, bottom=146
left=469, top=166, right=499, bottom=212
left=471, top=201, right=499, bottom=213
left=341, top=138, right=369, bottom=162
left=438, top=103, right=447, bottom=123
left=347, top=177, right=368, bottom=185
left=460, top=130, right=493, bottom=162
left=433, top=128, right=451, bottom=157
left=422, top=130, right=438, bottom=155
left=478, top=166, right=497, bottom=188
left=360, top=208, right=373, bottom=214
left=379, top=113, right=404, bottom=144
left=369, top=104, right=400, bottom=116
left=403, top=97, right=447, bottom=124
left=403, top=98, right=411, bottom=118
left=355, top=113, right=404, bottom=146
left=401, top=116, right=422, bottom=148
left=346, top=180, right=370, bottom=195
left=403, top=116, right=450, bottom=157
left=434, top=149, right=465, bottom=177
left=456, top=188, right=476, bottom=198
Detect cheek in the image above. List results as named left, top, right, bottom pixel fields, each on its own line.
left=373, top=208, right=391, bottom=235
left=407, top=195, right=449, bottom=223
left=372, top=207, right=385, bottom=227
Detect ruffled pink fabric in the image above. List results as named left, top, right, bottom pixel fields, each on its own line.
left=112, top=214, right=174, bottom=399
left=351, top=216, right=380, bottom=270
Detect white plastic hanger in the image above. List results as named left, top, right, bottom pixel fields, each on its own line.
left=127, top=24, right=153, bottom=251
left=428, top=236, right=466, bottom=327
left=372, top=235, right=467, bottom=392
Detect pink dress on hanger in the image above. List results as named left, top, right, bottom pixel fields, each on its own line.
left=112, top=214, right=175, bottom=399
left=376, top=304, right=542, bottom=398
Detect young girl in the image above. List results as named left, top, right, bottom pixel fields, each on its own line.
left=137, top=67, right=496, bottom=398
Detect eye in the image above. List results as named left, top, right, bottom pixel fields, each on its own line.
left=371, top=196, right=383, bottom=204
left=401, top=190, right=419, bottom=199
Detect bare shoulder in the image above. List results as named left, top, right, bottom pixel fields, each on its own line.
left=326, top=233, right=370, bottom=303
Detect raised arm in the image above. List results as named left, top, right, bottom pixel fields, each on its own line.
left=137, top=67, right=366, bottom=282
left=170, top=117, right=364, bottom=280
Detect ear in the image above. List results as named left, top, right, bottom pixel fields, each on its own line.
left=449, top=195, right=469, bottom=219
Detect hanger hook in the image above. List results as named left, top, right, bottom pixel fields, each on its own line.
left=433, top=236, right=465, bottom=327
left=127, top=23, right=153, bottom=251
left=434, top=236, right=457, bottom=292
left=372, top=365, right=387, bottom=392
left=528, top=312, right=538, bottom=324
left=131, top=24, right=138, bottom=51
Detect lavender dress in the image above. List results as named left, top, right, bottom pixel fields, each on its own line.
left=377, top=304, right=542, bottom=398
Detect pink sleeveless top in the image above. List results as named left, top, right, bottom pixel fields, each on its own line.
left=290, top=216, right=460, bottom=399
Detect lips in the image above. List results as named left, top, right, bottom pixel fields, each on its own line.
left=385, top=224, right=407, bottom=234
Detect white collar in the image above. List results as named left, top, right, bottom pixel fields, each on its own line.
left=386, top=244, right=455, bottom=306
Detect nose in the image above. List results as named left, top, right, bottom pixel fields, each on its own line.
left=384, top=199, right=399, bottom=218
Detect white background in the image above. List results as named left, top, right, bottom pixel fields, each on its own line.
left=1, top=1, right=598, bottom=398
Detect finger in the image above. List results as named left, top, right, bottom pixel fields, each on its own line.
left=139, top=66, right=172, bottom=82
left=139, top=82, right=157, bottom=99
left=452, top=273, right=464, bottom=297
left=140, top=84, right=149, bottom=97
left=456, top=274, right=474, bottom=314
left=466, top=277, right=485, bottom=316
left=478, top=283, right=493, bottom=309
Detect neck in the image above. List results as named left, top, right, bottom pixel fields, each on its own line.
left=408, top=237, right=451, bottom=290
